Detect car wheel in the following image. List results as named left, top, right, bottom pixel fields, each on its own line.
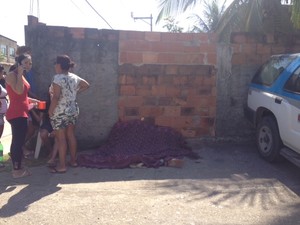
left=256, top=116, right=282, bottom=162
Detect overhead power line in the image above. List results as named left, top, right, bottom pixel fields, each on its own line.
left=85, top=0, right=113, bottom=29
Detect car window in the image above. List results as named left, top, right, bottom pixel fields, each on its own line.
left=284, top=66, right=300, bottom=94
left=252, top=55, right=295, bottom=86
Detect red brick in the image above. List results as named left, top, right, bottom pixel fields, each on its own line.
left=241, top=44, right=256, bottom=54
left=183, top=54, right=205, bottom=64
left=271, top=46, right=287, bottom=55
left=120, top=30, right=145, bottom=40
left=231, top=44, right=241, bottom=54
left=161, top=33, right=179, bottom=42
left=158, top=97, right=173, bottom=105
left=173, top=97, right=187, bottom=106
left=165, top=65, right=178, bottom=75
left=151, top=86, right=166, bottom=96
left=246, top=54, right=262, bottom=65
left=158, top=75, right=173, bottom=85
left=120, top=85, right=136, bottom=96
left=136, top=85, right=152, bottom=96
left=145, top=32, right=161, bottom=41
left=257, top=44, right=271, bottom=54
left=206, top=53, right=217, bottom=65
left=232, top=53, right=246, bottom=65
left=49, top=27, right=65, bottom=38
left=200, top=117, right=215, bottom=128
left=165, top=87, right=181, bottom=97
left=197, top=107, right=210, bottom=117
left=118, top=96, right=144, bottom=107
left=124, top=107, right=139, bottom=116
left=231, top=33, right=247, bottom=44
left=126, top=75, right=138, bottom=84
left=266, top=34, right=275, bottom=43
left=69, top=28, right=85, bottom=39
left=199, top=43, right=216, bottom=53
left=119, top=52, right=127, bottom=64
left=155, top=116, right=192, bottom=128
left=172, top=76, right=188, bottom=85
left=140, top=106, right=164, bottom=116
left=142, top=76, right=157, bottom=85
left=163, top=106, right=181, bottom=116
left=126, top=52, right=143, bottom=64
left=158, top=53, right=176, bottom=64
left=203, top=76, right=216, bottom=86
left=143, top=53, right=158, bottom=64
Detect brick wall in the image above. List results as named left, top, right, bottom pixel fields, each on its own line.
left=118, top=31, right=217, bottom=137
left=25, top=16, right=300, bottom=146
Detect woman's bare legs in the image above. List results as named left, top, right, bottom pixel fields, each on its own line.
left=47, top=136, right=58, bottom=166
left=66, top=124, right=77, bottom=166
left=52, top=129, right=67, bottom=172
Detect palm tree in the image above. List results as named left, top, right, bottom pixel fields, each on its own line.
left=156, top=0, right=300, bottom=34
left=187, top=0, right=227, bottom=32
left=156, top=0, right=200, bottom=24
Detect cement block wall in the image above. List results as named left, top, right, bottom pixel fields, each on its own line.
left=24, top=16, right=300, bottom=148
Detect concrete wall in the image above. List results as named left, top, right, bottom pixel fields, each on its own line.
left=216, top=33, right=300, bottom=138
left=24, top=15, right=300, bottom=148
left=25, top=16, right=119, bottom=149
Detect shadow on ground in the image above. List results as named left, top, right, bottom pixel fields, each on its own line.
left=0, top=141, right=299, bottom=223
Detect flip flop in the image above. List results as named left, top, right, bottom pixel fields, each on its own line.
left=47, top=161, right=56, bottom=168
left=49, top=167, right=66, bottom=174
left=12, top=168, right=32, bottom=179
left=68, top=162, right=78, bottom=168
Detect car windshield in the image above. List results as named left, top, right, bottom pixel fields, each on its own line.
left=252, top=55, right=297, bottom=86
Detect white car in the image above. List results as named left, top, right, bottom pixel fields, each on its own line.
left=245, top=53, right=300, bottom=167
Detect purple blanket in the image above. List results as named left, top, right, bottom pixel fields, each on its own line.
left=77, top=120, right=198, bottom=169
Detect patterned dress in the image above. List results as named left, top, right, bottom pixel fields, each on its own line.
left=50, top=73, right=83, bottom=130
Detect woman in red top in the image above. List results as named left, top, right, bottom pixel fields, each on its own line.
left=6, top=53, right=40, bottom=178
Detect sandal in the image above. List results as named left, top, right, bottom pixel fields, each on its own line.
left=12, top=168, right=32, bottom=179
left=49, top=167, right=66, bottom=174
left=23, top=150, right=34, bottom=159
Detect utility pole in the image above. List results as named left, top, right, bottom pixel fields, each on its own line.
left=131, top=13, right=153, bottom=32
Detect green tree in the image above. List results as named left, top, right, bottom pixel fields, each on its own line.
left=162, top=17, right=184, bottom=33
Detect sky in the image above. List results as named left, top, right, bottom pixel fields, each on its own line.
left=0, top=0, right=234, bottom=46
left=0, top=0, right=166, bottom=45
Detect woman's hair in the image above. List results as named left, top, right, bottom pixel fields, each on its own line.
left=9, top=54, right=31, bottom=72
left=16, top=46, right=31, bottom=56
left=16, top=54, right=31, bottom=65
left=55, top=55, right=75, bottom=71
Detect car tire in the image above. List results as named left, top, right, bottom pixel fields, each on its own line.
left=256, top=116, right=282, bottom=162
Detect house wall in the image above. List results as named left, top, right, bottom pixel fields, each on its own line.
left=0, top=35, right=17, bottom=71
left=24, top=15, right=300, bottom=148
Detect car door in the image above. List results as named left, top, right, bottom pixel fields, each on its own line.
left=276, top=66, right=300, bottom=153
